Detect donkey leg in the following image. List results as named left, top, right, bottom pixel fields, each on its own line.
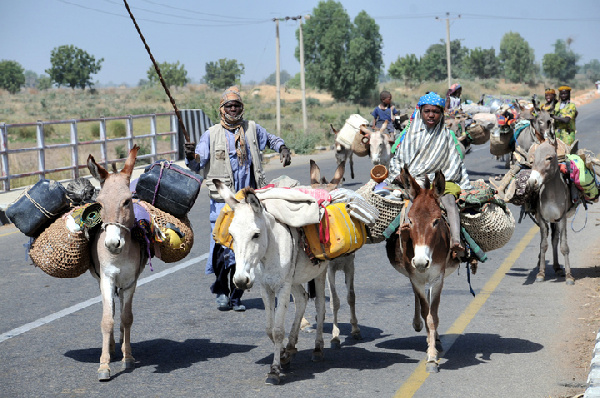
left=550, top=223, right=564, bottom=277
left=119, top=286, right=136, bottom=370
left=349, top=153, right=355, bottom=180
left=558, top=219, right=574, bottom=285
left=98, top=277, right=115, bottom=381
left=285, top=284, right=309, bottom=365
left=425, top=281, right=444, bottom=373
left=411, top=284, right=423, bottom=332
left=266, top=284, right=292, bottom=385
left=536, top=220, right=549, bottom=282
left=312, top=271, right=327, bottom=362
left=345, top=260, right=361, bottom=341
left=327, top=265, right=342, bottom=348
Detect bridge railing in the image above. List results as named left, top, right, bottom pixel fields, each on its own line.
left=0, top=112, right=179, bottom=192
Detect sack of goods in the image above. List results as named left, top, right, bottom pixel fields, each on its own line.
left=460, top=202, right=515, bottom=252
left=136, top=200, right=194, bottom=263
left=212, top=190, right=247, bottom=250
left=6, top=179, right=71, bottom=237
left=302, top=203, right=367, bottom=260
left=489, top=126, right=513, bottom=156
left=335, top=114, right=369, bottom=148
left=356, top=178, right=405, bottom=243
left=135, top=160, right=202, bottom=218
left=29, top=215, right=91, bottom=278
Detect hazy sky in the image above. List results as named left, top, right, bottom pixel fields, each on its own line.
left=2, top=0, right=599, bottom=86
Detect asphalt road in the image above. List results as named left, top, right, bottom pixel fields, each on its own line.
left=1, top=99, right=600, bottom=398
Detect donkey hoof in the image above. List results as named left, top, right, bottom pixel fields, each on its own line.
left=330, top=339, right=341, bottom=349
left=352, top=332, right=363, bottom=341
left=426, top=361, right=439, bottom=373
left=98, top=369, right=111, bottom=381
left=265, top=373, right=280, bottom=385
left=566, top=277, right=575, bottom=286
left=535, top=275, right=545, bottom=283
left=122, top=358, right=135, bottom=370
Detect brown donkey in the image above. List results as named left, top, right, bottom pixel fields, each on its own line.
left=87, top=144, right=148, bottom=381
left=386, top=167, right=459, bottom=373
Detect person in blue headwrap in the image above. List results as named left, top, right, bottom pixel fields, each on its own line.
left=387, top=92, right=471, bottom=257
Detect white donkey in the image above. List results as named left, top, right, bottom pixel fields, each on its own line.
left=87, top=144, right=148, bottom=381
left=214, top=180, right=329, bottom=385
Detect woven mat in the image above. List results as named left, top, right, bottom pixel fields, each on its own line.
left=356, top=180, right=405, bottom=243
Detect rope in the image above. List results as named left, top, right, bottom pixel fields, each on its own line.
left=570, top=203, right=588, bottom=233
left=24, top=191, right=59, bottom=219
left=122, top=0, right=190, bottom=143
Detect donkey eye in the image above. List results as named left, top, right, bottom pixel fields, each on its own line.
left=252, top=232, right=260, bottom=240
left=123, top=198, right=131, bottom=206
left=432, top=219, right=439, bottom=228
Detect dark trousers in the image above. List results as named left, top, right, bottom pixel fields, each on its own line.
left=210, top=243, right=244, bottom=306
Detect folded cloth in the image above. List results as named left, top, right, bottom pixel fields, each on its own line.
left=330, top=188, right=379, bottom=225
left=254, top=187, right=321, bottom=227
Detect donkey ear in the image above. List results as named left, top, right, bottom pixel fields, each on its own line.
left=246, top=192, right=262, bottom=213
left=87, top=154, right=109, bottom=186
left=214, top=179, right=239, bottom=209
left=329, top=124, right=339, bottom=135
left=121, top=144, right=139, bottom=179
left=402, top=166, right=420, bottom=200
left=433, top=170, right=446, bottom=197
left=330, top=161, right=345, bottom=186
left=309, top=159, right=321, bottom=186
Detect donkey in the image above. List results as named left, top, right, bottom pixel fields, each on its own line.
left=215, top=180, right=329, bottom=385
left=527, top=134, right=575, bottom=285
left=87, top=144, right=148, bottom=381
left=306, top=159, right=362, bottom=348
left=385, top=167, right=459, bottom=373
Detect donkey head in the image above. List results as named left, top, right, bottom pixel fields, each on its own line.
left=87, top=144, right=139, bottom=254
left=360, top=124, right=393, bottom=167
left=309, top=159, right=345, bottom=192
left=401, top=166, right=447, bottom=272
left=215, top=180, right=267, bottom=290
left=528, top=140, right=559, bottom=191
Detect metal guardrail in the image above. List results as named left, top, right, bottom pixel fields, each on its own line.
left=0, top=112, right=180, bottom=192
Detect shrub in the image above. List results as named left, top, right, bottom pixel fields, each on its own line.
left=109, top=121, right=127, bottom=138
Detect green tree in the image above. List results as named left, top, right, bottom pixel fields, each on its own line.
left=146, top=61, right=189, bottom=87
left=499, top=32, right=535, bottom=83
left=465, top=47, right=500, bottom=79
left=265, top=70, right=291, bottom=86
left=24, top=70, right=39, bottom=88
left=296, top=1, right=383, bottom=103
left=0, top=60, right=25, bottom=94
left=46, top=45, right=103, bottom=89
left=204, top=58, right=244, bottom=91
left=581, top=59, right=600, bottom=83
left=389, top=54, right=421, bottom=86
left=419, top=39, right=468, bottom=82
left=542, top=39, right=580, bottom=83
left=37, top=75, right=53, bottom=91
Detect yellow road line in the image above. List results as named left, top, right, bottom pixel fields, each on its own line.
left=394, top=225, right=539, bottom=397
left=0, top=229, right=18, bottom=238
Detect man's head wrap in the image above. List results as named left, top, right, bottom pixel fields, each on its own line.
left=545, top=88, right=556, bottom=95
left=417, top=92, right=446, bottom=109
left=448, top=83, right=461, bottom=95
left=558, top=85, right=572, bottom=92
left=219, top=86, right=247, bottom=165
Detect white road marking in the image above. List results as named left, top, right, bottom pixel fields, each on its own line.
left=0, top=253, right=208, bottom=343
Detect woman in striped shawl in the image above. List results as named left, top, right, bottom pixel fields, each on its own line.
left=387, top=92, right=471, bottom=256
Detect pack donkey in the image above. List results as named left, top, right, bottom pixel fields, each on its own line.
left=385, top=167, right=459, bottom=373
left=214, top=179, right=329, bottom=385
left=87, top=144, right=148, bottom=381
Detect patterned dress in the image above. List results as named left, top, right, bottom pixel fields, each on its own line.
left=553, top=101, right=577, bottom=145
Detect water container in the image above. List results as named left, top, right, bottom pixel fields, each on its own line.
left=335, top=114, right=369, bottom=148
left=6, top=179, right=70, bottom=237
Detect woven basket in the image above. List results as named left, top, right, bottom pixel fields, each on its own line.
left=352, top=132, right=369, bottom=157
left=29, top=216, right=90, bottom=278
left=490, top=131, right=513, bottom=156
left=460, top=203, right=515, bottom=252
left=356, top=180, right=405, bottom=243
left=138, top=201, right=194, bottom=263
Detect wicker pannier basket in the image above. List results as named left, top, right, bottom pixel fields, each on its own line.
left=352, top=132, right=370, bottom=157
left=138, top=200, right=194, bottom=263
left=489, top=131, right=513, bottom=156
left=29, top=216, right=90, bottom=278
left=356, top=179, right=405, bottom=243
left=460, top=203, right=515, bottom=252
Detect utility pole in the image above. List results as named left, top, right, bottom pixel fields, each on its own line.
left=274, top=18, right=281, bottom=135
left=298, top=15, right=308, bottom=135
left=436, top=12, right=461, bottom=89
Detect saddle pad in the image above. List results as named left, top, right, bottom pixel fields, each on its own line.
left=302, top=203, right=366, bottom=261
